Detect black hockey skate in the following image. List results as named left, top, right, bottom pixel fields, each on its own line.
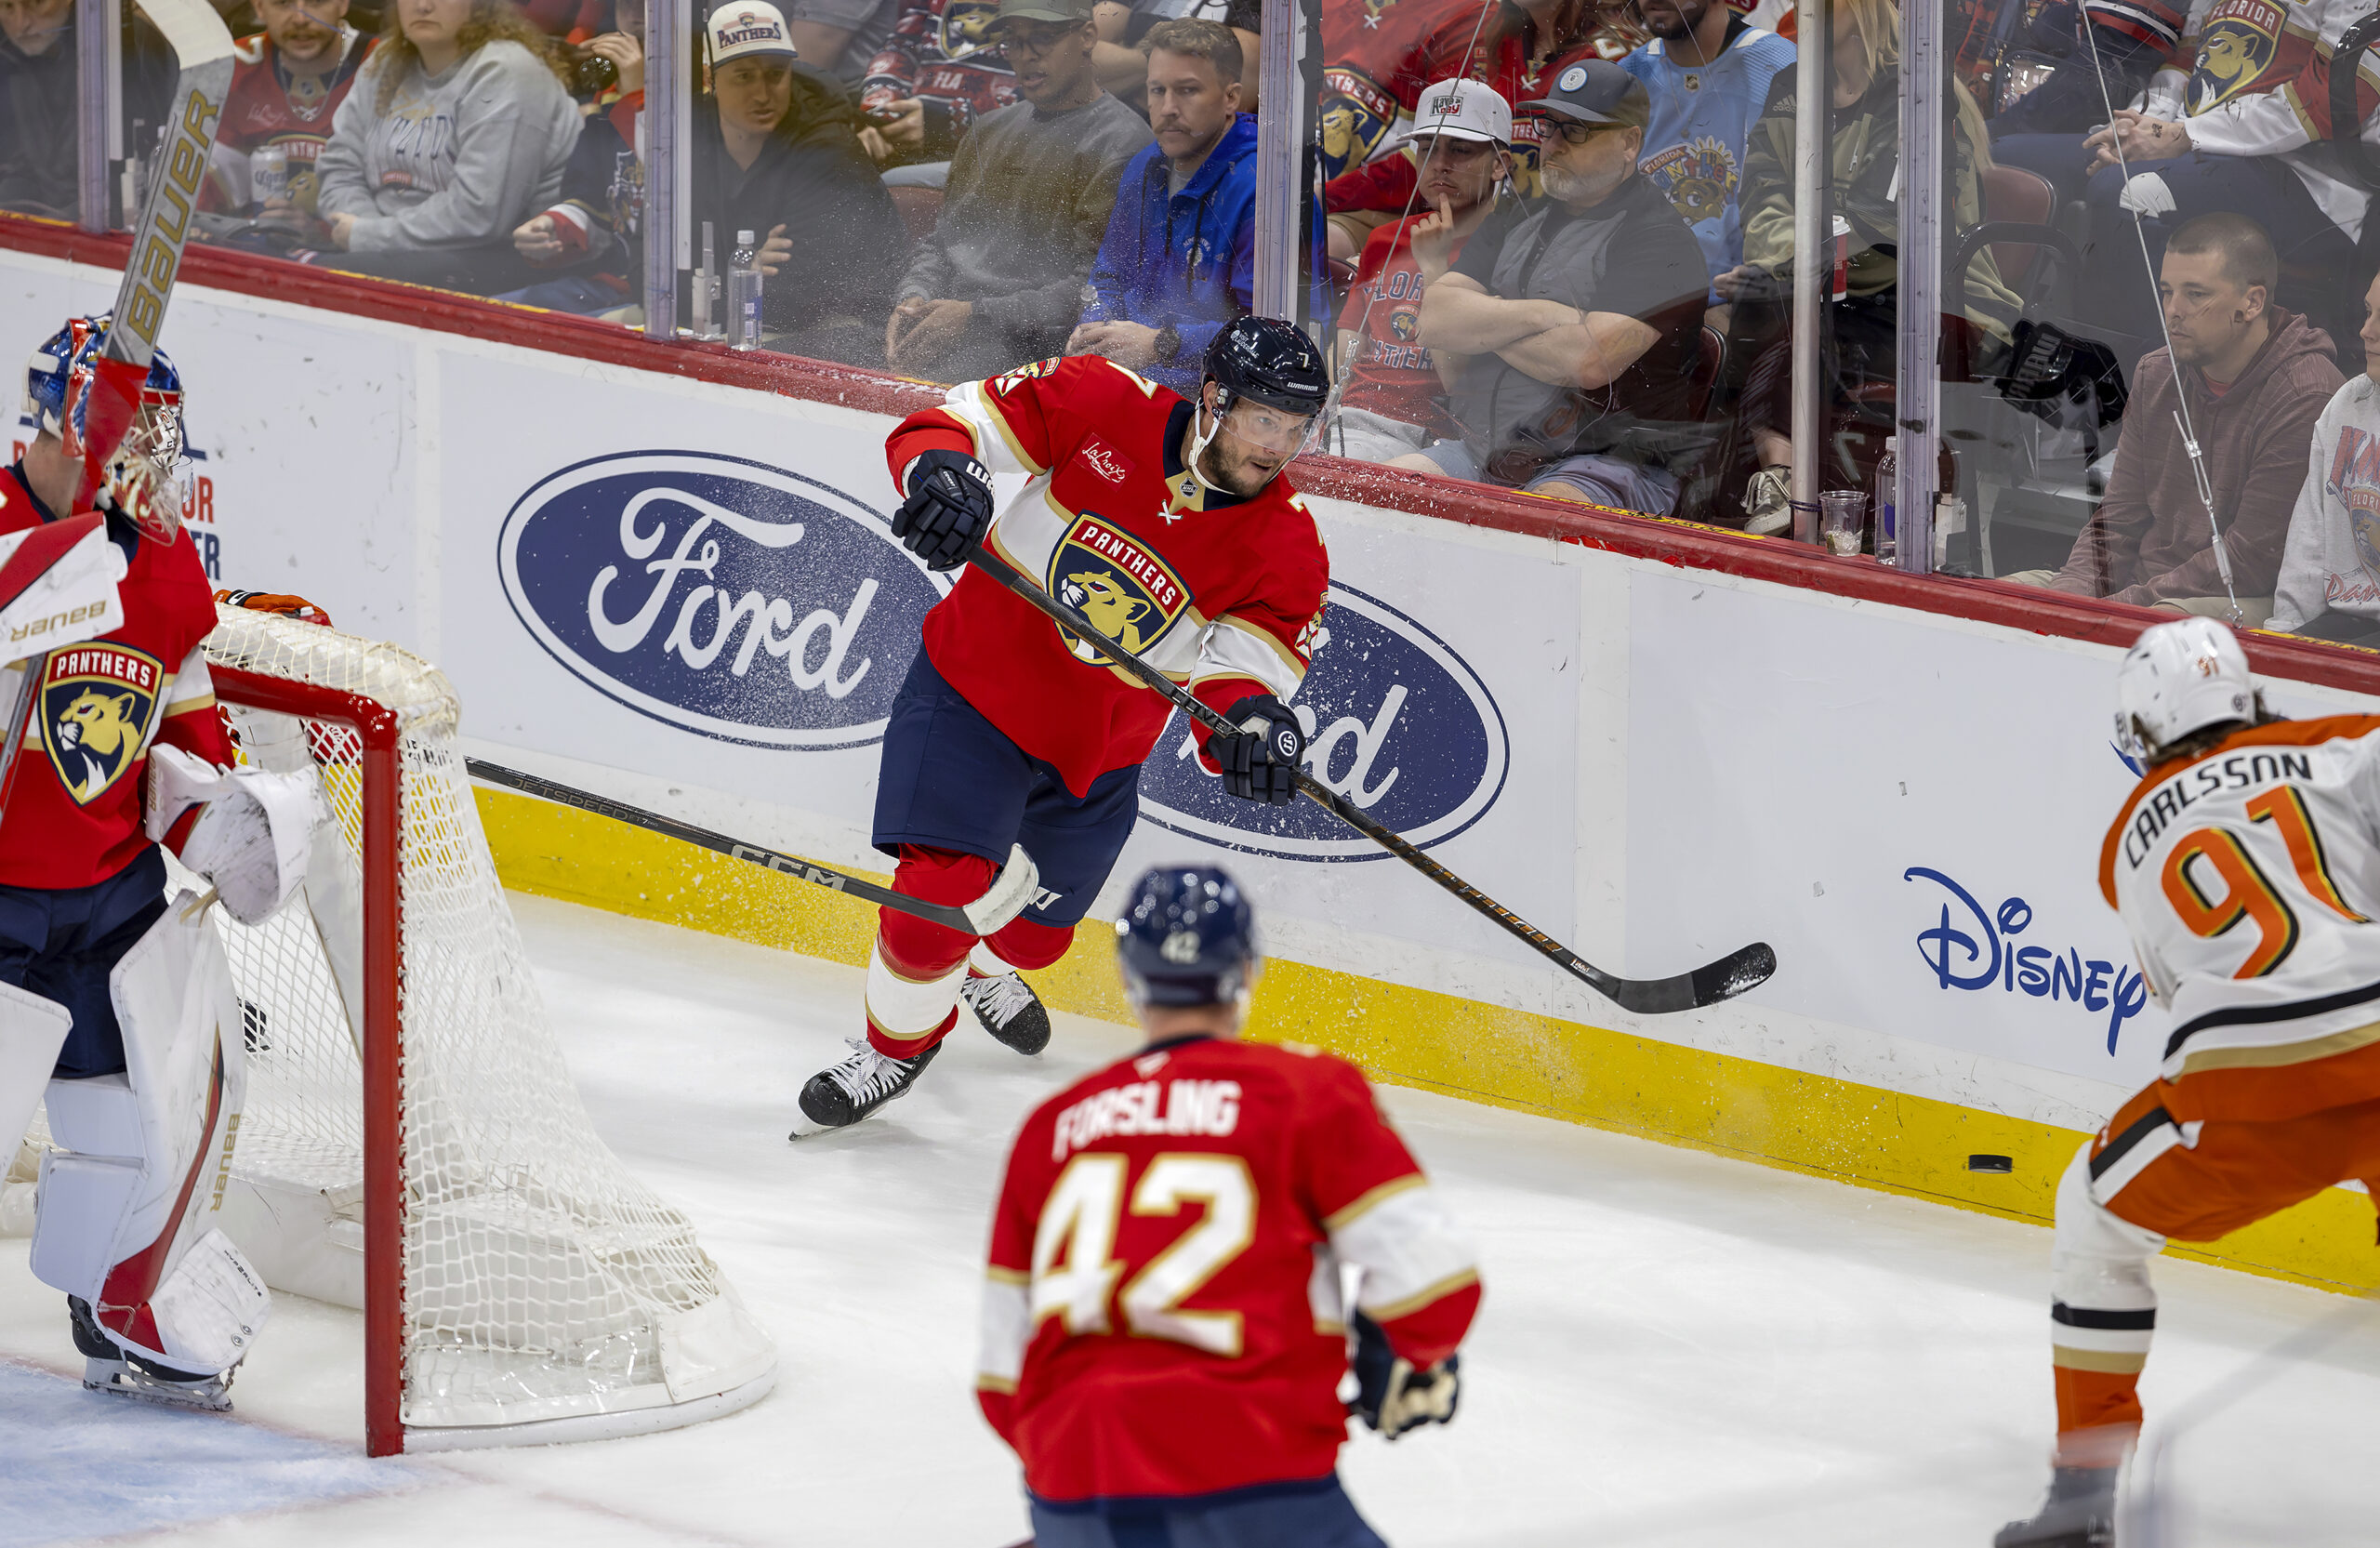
left=793, top=1038, right=943, bottom=1134
left=1994, top=1465, right=2117, bottom=1548
left=961, top=969, right=1051, bottom=1056
left=70, top=1295, right=236, bottom=1411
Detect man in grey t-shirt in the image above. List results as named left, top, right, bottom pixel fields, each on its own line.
left=885, top=0, right=1151, bottom=379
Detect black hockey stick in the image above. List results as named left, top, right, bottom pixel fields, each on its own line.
left=964, top=542, right=1776, bottom=1014
left=464, top=760, right=1041, bottom=935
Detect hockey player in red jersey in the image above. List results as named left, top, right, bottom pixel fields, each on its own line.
left=978, top=864, right=1478, bottom=1545
left=0, top=318, right=319, bottom=1411
left=792, top=316, right=1332, bottom=1132
left=1997, top=618, right=2380, bottom=1547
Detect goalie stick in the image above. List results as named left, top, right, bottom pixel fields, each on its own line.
left=0, top=0, right=233, bottom=814
left=464, top=760, right=1042, bottom=935
left=963, top=542, right=1778, bottom=1015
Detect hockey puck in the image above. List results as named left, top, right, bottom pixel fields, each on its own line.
left=1967, top=1154, right=2014, bottom=1172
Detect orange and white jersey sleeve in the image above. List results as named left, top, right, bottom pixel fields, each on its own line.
left=2099, top=713, right=2380, bottom=1120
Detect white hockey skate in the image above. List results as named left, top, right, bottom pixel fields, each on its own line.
left=961, top=969, right=1051, bottom=1056
left=792, top=1039, right=943, bottom=1135
left=70, top=1296, right=238, bottom=1412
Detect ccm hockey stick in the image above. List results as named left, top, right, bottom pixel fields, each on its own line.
left=964, top=542, right=1776, bottom=1014
left=465, top=760, right=1041, bottom=935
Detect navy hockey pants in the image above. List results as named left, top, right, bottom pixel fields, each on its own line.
left=1029, top=1475, right=1389, bottom=1548
left=871, top=649, right=1140, bottom=931
left=0, top=847, right=167, bottom=1078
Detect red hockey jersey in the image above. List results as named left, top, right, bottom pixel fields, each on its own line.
left=884, top=355, right=1329, bottom=796
left=0, top=467, right=231, bottom=891
left=977, top=1034, right=1482, bottom=1502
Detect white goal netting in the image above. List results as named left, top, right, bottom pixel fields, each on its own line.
left=199, top=603, right=774, bottom=1443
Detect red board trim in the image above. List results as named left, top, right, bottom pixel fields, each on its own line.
left=8, top=211, right=2380, bottom=698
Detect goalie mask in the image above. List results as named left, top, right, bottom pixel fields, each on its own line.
left=26, top=316, right=190, bottom=543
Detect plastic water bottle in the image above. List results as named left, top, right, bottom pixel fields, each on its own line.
left=691, top=221, right=718, bottom=339
left=728, top=230, right=762, bottom=351
left=1872, top=434, right=1897, bottom=562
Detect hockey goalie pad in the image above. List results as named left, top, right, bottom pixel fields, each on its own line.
left=31, top=893, right=270, bottom=1374
left=0, top=980, right=71, bottom=1158
left=146, top=744, right=324, bottom=925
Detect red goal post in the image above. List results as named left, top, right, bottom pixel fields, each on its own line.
left=205, top=603, right=775, bottom=1456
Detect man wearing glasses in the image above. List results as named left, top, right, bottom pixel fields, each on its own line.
left=1328, top=79, right=1514, bottom=466
left=1390, top=60, right=1707, bottom=516
left=885, top=0, right=1152, bottom=378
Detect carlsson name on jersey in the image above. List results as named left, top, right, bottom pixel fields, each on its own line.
left=1050, top=515, right=1189, bottom=663
left=2119, top=749, right=2317, bottom=870
left=40, top=642, right=163, bottom=805
left=1051, top=1078, right=1243, bottom=1160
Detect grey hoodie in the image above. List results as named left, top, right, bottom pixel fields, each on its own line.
left=316, top=40, right=580, bottom=253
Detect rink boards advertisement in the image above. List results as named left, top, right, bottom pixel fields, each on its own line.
left=6, top=243, right=2374, bottom=1286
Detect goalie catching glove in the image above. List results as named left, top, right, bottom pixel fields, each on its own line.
left=144, top=745, right=324, bottom=925
left=1211, top=695, right=1304, bottom=805
left=1348, top=1309, right=1461, bottom=1439
left=893, top=449, right=994, bottom=572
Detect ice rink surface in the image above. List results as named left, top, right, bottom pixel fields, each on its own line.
left=2, top=894, right=2375, bottom=1547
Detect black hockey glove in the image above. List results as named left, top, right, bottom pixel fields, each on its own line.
left=892, top=449, right=994, bottom=572
left=1213, top=694, right=1303, bottom=805
left=1348, top=1310, right=1461, bottom=1439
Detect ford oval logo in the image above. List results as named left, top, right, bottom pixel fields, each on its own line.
left=497, top=451, right=945, bottom=748
left=1137, top=583, right=1507, bottom=862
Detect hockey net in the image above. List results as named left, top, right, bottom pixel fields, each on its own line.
left=194, top=602, right=774, bottom=1453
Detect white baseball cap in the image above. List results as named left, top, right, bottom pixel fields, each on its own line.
left=1389, top=79, right=1513, bottom=150
left=709, top=1, right=799, bottom=65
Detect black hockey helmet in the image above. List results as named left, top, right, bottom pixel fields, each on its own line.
left=1203, top=315, right=1329, bottom=419
left=1114, top=865, right=1260, bottom=1009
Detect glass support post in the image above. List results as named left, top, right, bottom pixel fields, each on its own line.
left=1789, top=0, right=1831, bottom=543
left=1251, top=0, right=1302, bottom=322
left=75, top=0, right=109, bottom=232
left=643, top=0, right=682, bottom=337
left=1894, top=0, right=1944, bottom=573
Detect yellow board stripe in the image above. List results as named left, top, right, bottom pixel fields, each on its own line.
left=475, top=786, right=2380, bottom=1296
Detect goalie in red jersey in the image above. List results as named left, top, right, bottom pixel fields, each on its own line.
left=792, top=316, right=1332, bottom=1133
left=0, top=318, right=319, bottom=1412
left=978, top=864, right=1479, bottom=1546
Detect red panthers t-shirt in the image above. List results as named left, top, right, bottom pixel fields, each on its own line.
left=1335, top=214, right=1465, bottom=435
left=0, top=466, right=231, bottom=891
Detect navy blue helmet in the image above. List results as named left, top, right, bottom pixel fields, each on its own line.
left=1203, top=315, right=1329, bottom=418
left=1115, top=865, right=1260, bottom=1009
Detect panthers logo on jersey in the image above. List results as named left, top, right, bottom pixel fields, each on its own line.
left=1049, top=515, right=1189, bottom=665
left=1641, top=135, right=1737, bottom=227
left=39, top=642, right=162, bottom=805
left=938, top=0, right=1000, bottom=62
left=992, top=357, right=1059, bottom=398
left=1319, top=69, right=1397, bottom=181
left=2188, top=0, right=2284, bottom=115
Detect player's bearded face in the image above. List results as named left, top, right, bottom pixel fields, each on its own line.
left=1199, top=395, right=1315, bottom=495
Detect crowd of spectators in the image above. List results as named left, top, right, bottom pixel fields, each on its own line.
left=22, top=0, right=2380, bottom=651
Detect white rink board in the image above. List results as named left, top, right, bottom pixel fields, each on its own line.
left=8, top=246, right=2377, bottom=1139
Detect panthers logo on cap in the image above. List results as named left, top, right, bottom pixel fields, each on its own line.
left=39, top=642, right=161, bottom=805
left=1557, top=64, right=1589, bottom=92
left=1048, top=514, right=1189, bottom=668
left=2188, top=0, right=2284, bottom=115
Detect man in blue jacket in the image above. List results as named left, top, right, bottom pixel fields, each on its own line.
left=1064, top=17, right=1254, bottom=397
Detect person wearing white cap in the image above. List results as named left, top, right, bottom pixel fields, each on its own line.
left=687, top=1, right=904, bottom=350
left=1327, top=79, right=1513, bottom=466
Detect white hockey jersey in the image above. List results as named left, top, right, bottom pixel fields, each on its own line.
left=2100, top=714, right=2380, bottom=1121
left=2140, top=0, right=2380, bottom=241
